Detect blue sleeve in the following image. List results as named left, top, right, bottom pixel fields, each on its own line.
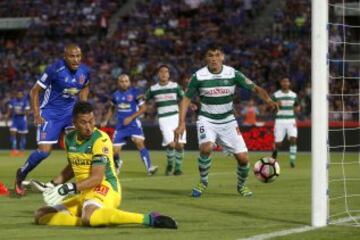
left=134, top=88, right=144, bottom=105
left=111, top=93, right=117, bottom=105
left=37, top=65, right=54, bottom=89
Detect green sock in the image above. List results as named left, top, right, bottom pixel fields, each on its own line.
left=290, top=145, right=297, bottom=163
left=198, top=154, right=211, bottom=183
left=166, top=148, right=175, bottom=168
left=237, top=163, right=250, bottom=189
left=175, top=149, right=184, bottom=171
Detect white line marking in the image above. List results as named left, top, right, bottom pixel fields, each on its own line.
left=239, top=216, right=360, bottom=240
left=238, top=226, right=319, bottom=240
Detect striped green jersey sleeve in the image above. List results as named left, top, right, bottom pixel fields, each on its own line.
left=185, top=75, right=199, bottom=98
left=234, top=71, right=255, bottom=90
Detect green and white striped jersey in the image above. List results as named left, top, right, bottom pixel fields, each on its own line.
left=145, top=81, right=183, bottom=118
left=186, top=65, right=255, bottom=124
left=273, top=90, right=298, bottom=122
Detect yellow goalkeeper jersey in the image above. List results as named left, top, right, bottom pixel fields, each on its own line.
left=65, top=128, right=120, bottom=193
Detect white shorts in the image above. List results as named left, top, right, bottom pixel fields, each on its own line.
left=274, top=121, right=298, bottom=142
left=196, top=117, right=247, bottom=154
left=159, top=114, right=186, bottom=146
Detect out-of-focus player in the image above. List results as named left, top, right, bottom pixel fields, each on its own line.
left=174, top=43, right=278, bottom=197
left=271, top=77, right=300, bottom=168
left=35, top=101, right=177, bottom=229
left=15, top=43, right=90, bottom=196
left=145, top=65, right=186, bottom=176
left=101, top=74, right=158, bottom=176
left=4, top=90, right=30, bottom=156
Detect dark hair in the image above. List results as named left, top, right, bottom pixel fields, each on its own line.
left=157, top=64, right=170, bottom=72
left=205, top=43, right=223, bottom=53
left=73, top=101, right=94, bottom=117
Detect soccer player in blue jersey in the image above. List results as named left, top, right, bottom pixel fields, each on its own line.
left=15, top=44, right=90, bottom=196
left=5, top=90, right=30, bottom=156
left=101, top=74, right=158, bottom=176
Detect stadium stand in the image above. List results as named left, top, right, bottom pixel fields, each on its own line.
left=0, top=0, right=357, bottom=126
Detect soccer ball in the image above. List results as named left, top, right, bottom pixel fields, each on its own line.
left=253, top=157, right=280, bottom=183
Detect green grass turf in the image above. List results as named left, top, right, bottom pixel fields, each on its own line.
left=0, top=150, right=359, bottom=240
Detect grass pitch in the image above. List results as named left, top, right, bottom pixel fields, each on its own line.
left=0, top=150, right=359, bottom=240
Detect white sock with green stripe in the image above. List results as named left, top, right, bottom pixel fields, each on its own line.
left=237, top=163, right=250, bottom=189
left=290, top=145, right=297, bottom=164
left=166, top=148, right=175, bottom=168
left=198, top=154, right=211, bottom=183
left=175, top=149, right=184, bottom=172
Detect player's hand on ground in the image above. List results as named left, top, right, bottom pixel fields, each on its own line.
left=123, top=116, right=133, bottom=126
left=100, top=120, right=108, bottom=128
left=34, top=114, right=45, bottom=125
left=174, top=124, right=185, bottom=143
left=43, top=183, right=77, bottom=206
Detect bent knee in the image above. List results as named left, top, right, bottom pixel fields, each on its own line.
left=34, top=207, right=55, bottom=224
left=199, top=142, right=213, bottom=156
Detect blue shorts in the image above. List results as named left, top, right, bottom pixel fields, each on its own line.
left=37, top=114, right=73, bottom=144
left=10, top=116, right=28, bottom=134
left=113, top=122, right=145, bottom=146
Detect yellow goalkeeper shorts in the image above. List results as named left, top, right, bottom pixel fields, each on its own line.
left=58, top=181, right=121, bottom=217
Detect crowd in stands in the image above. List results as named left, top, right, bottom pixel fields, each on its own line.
left=0, top=0, right=357, bottom=126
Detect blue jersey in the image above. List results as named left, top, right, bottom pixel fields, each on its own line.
left=111, top=87, right=144, bottom=128
left=8, top=97, right=30, bottom=121
left=37, top=59, right=90, bottom=120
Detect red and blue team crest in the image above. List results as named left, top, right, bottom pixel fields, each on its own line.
left=41, top=132, right=47, bottom=140
left=126, top=94, right=133, bottom=102
left=79, top=74, right=86, bottom=85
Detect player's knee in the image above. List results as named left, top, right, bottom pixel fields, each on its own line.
left=290, top=138, right=297, bottom=145
left=34, top=207, right=51, bottom=224
left=199, top=142, right=212, bottom=156
left=38, top=144, right=52, bottom=154
left=175, top=143, right=184, bottom=151
left=275, top=142, right=282, bottom=148
left=82, top=205, right=98, bottom=226
left=134, top=140, right=145, bottom=150
left=168, top=142, right=176, bottom=149
left=235, top=152, right=249, bottom=165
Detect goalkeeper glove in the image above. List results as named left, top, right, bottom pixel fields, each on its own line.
left=30, top=180, right=57, bottom=193
left=43, top=183, right=77, bottom=206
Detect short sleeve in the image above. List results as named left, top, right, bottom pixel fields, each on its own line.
left=134, top=88, right=145, bottom=106
left=177, top=85, right=184, bottom=100
left=234, top=70, right=255, bottom=90
left=92, top=136, right=112, bottom=166
left=111, top=93, right=117, bottom=106
left=25, top=99, right=30, bottom=110
left=185, top=75, right=199, bottom=98
left=37, top=66, right=54, bottom=89
left=144, top=89, right=152, bottom=101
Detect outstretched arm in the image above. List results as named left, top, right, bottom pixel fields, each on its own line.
left=253, top=85, right=279, bottom=112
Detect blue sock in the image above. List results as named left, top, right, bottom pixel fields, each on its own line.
left=19, top=135, right=26, bottom=151
left=20, top=150, right=50, bottom=178
left=113, top=153, right=121, bottom=169
left=139, top=148, right=151, bottom=171
left=10, top=135, right=17, bottom=150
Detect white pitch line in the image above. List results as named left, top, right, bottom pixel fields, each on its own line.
left=238, top=225, right=319, bottom=240
left=239, top=216, right=360, bottom=240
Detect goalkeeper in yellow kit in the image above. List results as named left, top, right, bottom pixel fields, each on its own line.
left=34, top=101, right=177, bottom=229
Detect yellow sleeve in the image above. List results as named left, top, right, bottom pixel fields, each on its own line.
left=92, top=135, right=112, bottom=166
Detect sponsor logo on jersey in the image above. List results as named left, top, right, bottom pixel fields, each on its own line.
left=102, top=146, right=109, bottom=154
left=204, top=88, right=230, bottom=96
left=156, top=94, right=175, bottom=101
left=126, top=94, right=133, bottom=101
left=79, top=74, right=86, bottom=85
left=94, top=185, right=109, bottom=196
